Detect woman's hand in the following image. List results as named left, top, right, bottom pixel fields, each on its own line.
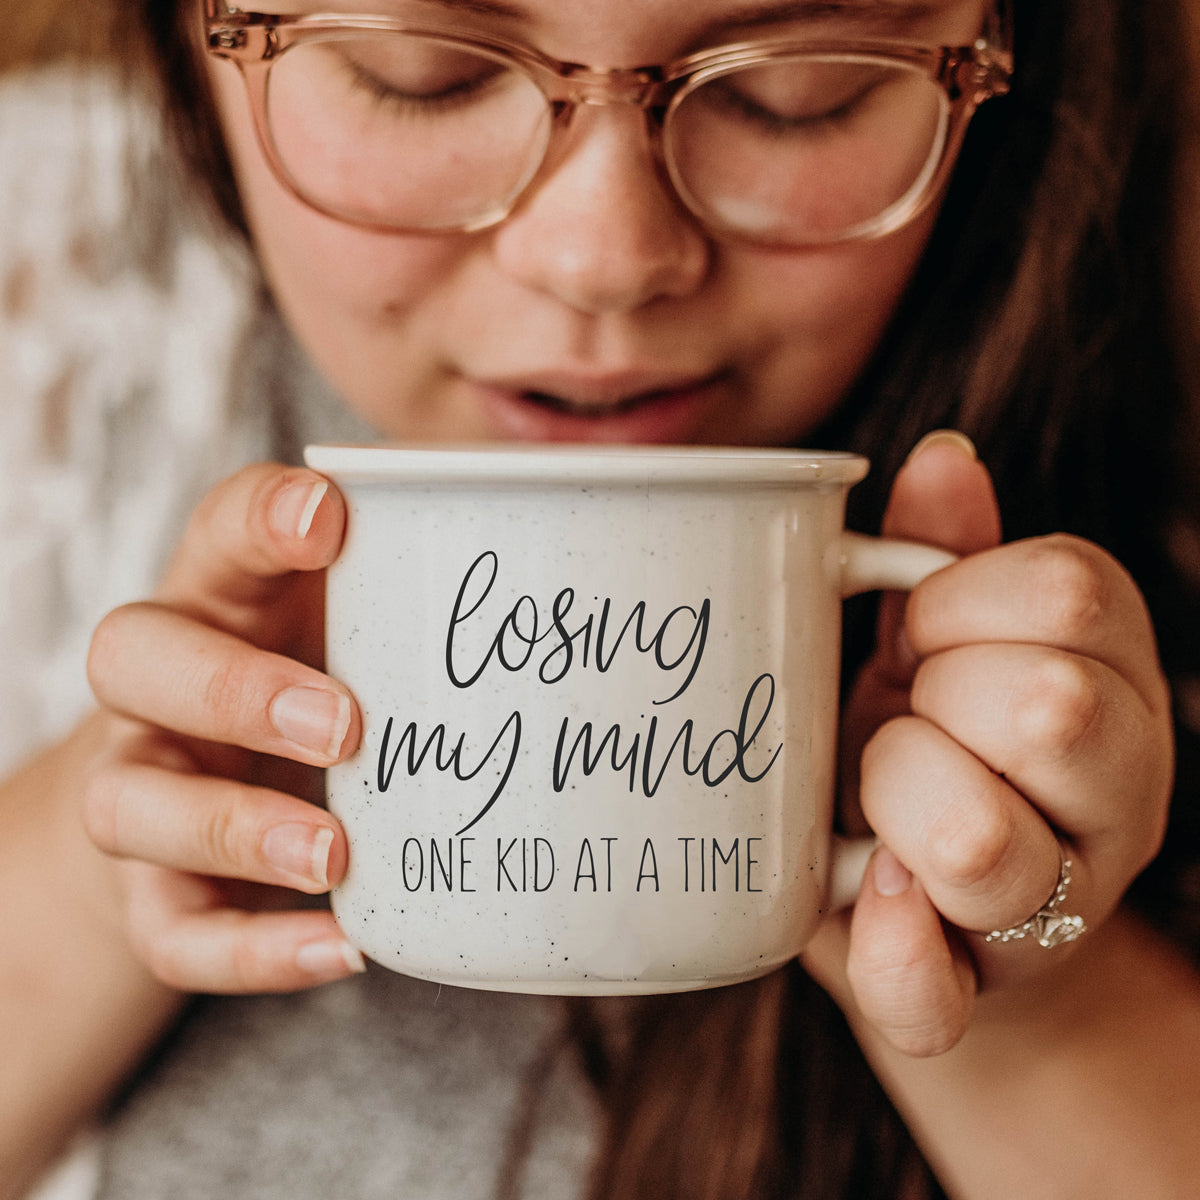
left=84, top=463, right=366, bottom=994
left=805, top=432, right=1174, bottom=1057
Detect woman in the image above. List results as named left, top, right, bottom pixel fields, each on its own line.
left=3, top=1, right=1199, bottom=1197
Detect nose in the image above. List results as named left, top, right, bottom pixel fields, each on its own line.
left=490, top=105, right=712, bottom=314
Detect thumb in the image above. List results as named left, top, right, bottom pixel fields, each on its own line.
left=874, top=429, right=1002, bottom=684
left=837, top=431, right=1001, bottom=831
left=882, top=429, right=1002, bottom=554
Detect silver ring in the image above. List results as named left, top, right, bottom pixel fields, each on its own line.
left=984, top=849, right=1087, bottom=948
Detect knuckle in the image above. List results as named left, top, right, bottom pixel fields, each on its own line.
left=891, top=1014, right=968, bottom=1060
left=169, top=463, right=297, bottom=595
left=1009, top=654, right=1103, bottom=764
left=141, top=936, right=190, bottom=991
left=229, top=925, right=271, bottom=990
left=195, top=654, right=257, bottom=730
left=846, top=950, right=969, bottom=1059
left=188, top=465, right=262, bottom=535
left=201, top=461, right=302, bottom=551
left=861, top=998, right=966, bottom=1059
left=195, top=801, right=249, bottom=874
left=126, top=907, right=187, bottom=990
left=1026, top=536, right=1107, bottom=642
left=847, top=934, right=916, bottom=994
left=860, top=714, right=921, bottom=777
left=121, top=869, right=193, bottom=990
left=858, top=716, right=923, bottom=820
left=926, top=799, right=1015, bottom=894
left=81, top=767, right=123, bottom=854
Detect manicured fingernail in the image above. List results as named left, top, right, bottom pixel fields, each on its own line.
left=272, top=479, right=328, bottom=540
left=872, top=846, right=913, bottom=897
left=905, top=429, right=977, bottom=465
left=269, top=686, right=351, bottom=760
left=262, top=823, right=335, bottom=887
left=296, top=938, right=366, bottom=978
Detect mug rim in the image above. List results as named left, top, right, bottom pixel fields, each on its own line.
left=303, top=442, right=870, bottom=487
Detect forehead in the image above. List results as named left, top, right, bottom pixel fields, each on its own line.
left=252, top=0, right=990, bottom=58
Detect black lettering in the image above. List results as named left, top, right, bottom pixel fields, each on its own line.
left=574, top=838, right=597, bottom=892
left=497, top=838, right=518, bottom=891
left=401, top=837, right=424, bottom=891
left=712, top=837, right=739, bottom=891
left=533, top=838, right=555, bottom=892
left=636, top=838, right=660, bottom=892
left=652, top=600, right=711, bottom=704
left=552, top=717, right=641, bottom=793
left=376, top=713, right=522, bottom=837
left=678, top=837, right=695, bottom=892
left=444, top=551, right=500, bottom=688
left=430, top=838, right=453, bottom=891
left=747, top=837, right=762, bottom=893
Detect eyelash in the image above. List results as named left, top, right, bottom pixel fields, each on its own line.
left=340, top=55, right=505, bottom=112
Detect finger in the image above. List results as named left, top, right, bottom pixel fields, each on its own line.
left=860, top=714, right=1065, bottom=935
left=905, top=534, right=1168, bottom=712
left=124, top=865, right=366, bottom=994
left=155, top=463, right=346, bottom=635
left=838, top=433, right=1002, bottom=825
left=84, top=761, right=348, bottom=893
left=883, top=431, right=1004, bottom=551
left=88, top=603, right=358, bottom=766
left=845, top=846, right=977, bottom=1058
left=876, top=431, right=1003, bottom=685
left=911, top=643, right=1171, bottom=876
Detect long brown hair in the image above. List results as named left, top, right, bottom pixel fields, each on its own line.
left=597, top=5, right=1200, bottom=1194
left=53, top=0, right=1200, bottom=1195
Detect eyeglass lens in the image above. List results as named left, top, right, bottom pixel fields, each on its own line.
left=264, top=33, right=951, bottom=242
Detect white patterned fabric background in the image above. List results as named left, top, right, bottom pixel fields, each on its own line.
left=0, top=65, right=272, bottom=776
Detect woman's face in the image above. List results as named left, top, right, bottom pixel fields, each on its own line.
left=205, top=0, right=990, bottom=445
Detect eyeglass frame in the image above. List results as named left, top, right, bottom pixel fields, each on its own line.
left=203, top=0, right=1014, bottom=246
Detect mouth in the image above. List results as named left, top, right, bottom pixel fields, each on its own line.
left=473, top=371, right=727, bottom=443
left=520, top=384, right=696, bottom=417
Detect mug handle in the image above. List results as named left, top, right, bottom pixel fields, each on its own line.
left=827, top=532, right=959, bottom=911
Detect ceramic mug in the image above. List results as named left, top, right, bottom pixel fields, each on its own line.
left=303, top=444, right=955, bottom=995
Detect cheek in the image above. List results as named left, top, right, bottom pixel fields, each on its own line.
left=748, top=220, right=931, bottom=342
left=208, top=58, right=461, bottom=324
left=256, top=209, right=457, bottom=330
left=717, top=217, right=936, bottom=443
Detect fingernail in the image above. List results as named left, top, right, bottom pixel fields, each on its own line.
left=269, top=686, right=351, bottom=760
left=262, top=823, right=335, bottom=887
left=905, top=429, right=977, bottom=465
left=872, top=846, right=913, bottom=897
left=296, top=938, right=366, bottom=978
left=272, top=479, right=328, bottom=540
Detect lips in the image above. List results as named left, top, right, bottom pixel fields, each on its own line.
left=471, top=370, right=728, bottom=444
left=522, top=385, right=680, bottom=417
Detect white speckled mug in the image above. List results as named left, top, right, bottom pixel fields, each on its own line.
left=303, top=444, right=954, bottom=995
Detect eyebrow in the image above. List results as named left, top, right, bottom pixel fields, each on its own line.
left=405, top=0, right=526, bottom=15
left=408, top=0, right=942, bottom=23
left=709, top=1, right=941, bottom=27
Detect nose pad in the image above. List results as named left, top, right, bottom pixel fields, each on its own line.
left=490, top=105, right=712, bottom=314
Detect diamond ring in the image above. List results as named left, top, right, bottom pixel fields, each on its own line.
left=984, top=848, right=1087, bottom=948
